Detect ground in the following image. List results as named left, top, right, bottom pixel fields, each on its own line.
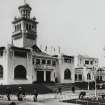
left=0, top=90, right=105, bottom=105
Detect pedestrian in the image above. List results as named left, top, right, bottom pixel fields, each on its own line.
left=9, top=102, right=16, bottom=105
left=6, top=87, right=11, bottom=101
left=17, top=87, right=25, bottom=101
left=58, top=87, right=62, bottom=94
left=55, top=87, right=62, bottom=99
left=72, top=86, right=75, bottom=93
left=33, top=89, right=38, bottom=102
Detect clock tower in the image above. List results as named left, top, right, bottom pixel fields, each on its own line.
left=12, top=3, right=38, bottom=48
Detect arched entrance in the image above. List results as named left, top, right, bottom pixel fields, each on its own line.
left=14, top=65, right=26, bottom=79
left=64, top=69, right=71, bottom=79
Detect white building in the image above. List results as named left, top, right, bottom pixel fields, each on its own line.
left=0, top=45, right=33, bottom=85
left=75, top=55, right=98, bottom=82
left=97, top=67, right=105, bottom=82
left=54, top=54, right=75, bottom=83
left=0, top=2, right=99, bottom=85
left=0, top=3, right=57, bottom=85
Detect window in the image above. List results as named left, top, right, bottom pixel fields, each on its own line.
left=14, top=65, right=26, bottom=79
left=32, top=25, right=34, bottom=29
left=85, top=60, right=89, bottom=64
left=52, top=60, right=56, bottom=66
left=100, top=76, right=102, bottom=81
left=42, top=59, right=46, bottom=65
left=0, top=65, right=3, bottom=78
left=87, top=73, right=91, bottom=80
left=64, top=58, right=72, bottom=63
left=0, top=51, right=3, bottom=56
left=79, top=74, right=82, bottom=80
left=26, top=24, right=29, bottom=30
left=32, top=58, right=35, bottom=64
left=75, top=74, right=77, bottom=81
left=95, top=61, right=97, bottom=64
left=36, top=59, right=40, bottom=65
left=14, top=51, right=27, bottom=58
left=19, top=24, right=21, bottom=30
left=90, top=61, right=93, bottom=65
left=47, top=60, right=51, bottom=65
left=15, top=26, right=16, bottom=31
left=29, top=24, right=31, bottom=30
left=64, top=69, right=71, bottom=79
left=97, top=76, right=102, bottom=81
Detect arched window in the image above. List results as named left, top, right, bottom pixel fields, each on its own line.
left=87, top=73, right=91, bottom=80
left=14, top=65, right=26, bottom=79
left=64, top=69, right=71, bottom=79
left=0, top=65, right=3, bottom=78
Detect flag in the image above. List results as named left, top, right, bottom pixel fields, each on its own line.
left=51, top=46, right=53, bottom=53
left=58, top=46, right=61, bottom=54
left=45, top=45, right=47, bottom=52
left=24, top=0, right=26, bottom=4
left=40, top=44, right=42, bottom=50
left=54, top=48, right=56, bottom=53
left=11, top=38, right=13, bottom=46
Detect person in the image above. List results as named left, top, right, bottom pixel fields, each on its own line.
left=72, top=86, right=75, bottom=93
left=6, top=87, right=11, bottom=101
left=17, top=87, right=25, bottom=101
left=55, top=87, right=62, bottom=99
left=33, top=89, right=38, bottom=102
left=9, top=102, right=16, bottom=105
left=58, top=87, right=62, bottom=94
left=79, top=91, right=86, bottom=99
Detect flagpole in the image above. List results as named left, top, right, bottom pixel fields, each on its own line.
left=94, top=67, right=97, bottom=99
left=24, top=0, right=26, bottom=4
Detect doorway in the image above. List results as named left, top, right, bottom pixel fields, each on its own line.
left=46, top=71, right=51, bottom=82
left=37, top=71, right=44, bottom=82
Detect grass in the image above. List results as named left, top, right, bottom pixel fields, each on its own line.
left=63, top=98, right=105, bottom=105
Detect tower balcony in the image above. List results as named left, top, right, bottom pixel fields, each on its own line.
left=24, top=30, right=36, bottom=35
left=12, top=30, right=22, bottom=36
left=12, top=17, right=38, bottom=24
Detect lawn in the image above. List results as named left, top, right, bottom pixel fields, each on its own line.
left=63, top=98, right=105, bottom=105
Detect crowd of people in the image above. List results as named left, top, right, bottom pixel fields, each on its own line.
left=4, top=86, right=39, bottom=102
left=0, top=85, right=77, bottom=104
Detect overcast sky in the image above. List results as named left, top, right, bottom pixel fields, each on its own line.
left=0, top=0, right=105, bottom=66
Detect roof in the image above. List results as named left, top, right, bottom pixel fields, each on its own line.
left=78, top=54, right=98, bottom=59
left=18, top=3, right=32, bottom=10
left=32, top=45, right=57, bottom=59
left=52, top=55, right=58, bottom=57
left=11, top=46, right=30, bottom=52
left=0, top=47, right=5, bottom=51
left=62, top=54, right=74, bottom=58
left=32, top=45, right=42, bottom=53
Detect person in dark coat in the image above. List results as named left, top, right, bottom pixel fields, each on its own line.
left=58, top=87, right=62, bottom=94
left=17, top=87, right=25, bottom=101
left=6, top=87, right=11, bottom=101
left=72, top=86, right=75, bottom=93
left=33, top=89, right=38, bottom=102
left=9, top=102, right=16, bottom=105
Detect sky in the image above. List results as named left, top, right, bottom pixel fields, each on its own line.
left=0, top=0, right=105, bottom=66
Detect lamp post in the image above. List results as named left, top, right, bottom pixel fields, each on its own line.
left=95, top=75, right=97, bottom=98
left=88, top=79, right=89, bottom=90
left=93, top=67, right=97, bottom=99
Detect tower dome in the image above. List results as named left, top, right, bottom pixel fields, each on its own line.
left=18, top=3, right=32, bottom=19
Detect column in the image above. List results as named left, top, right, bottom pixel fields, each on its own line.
left=44, top=71, right=46, bottom=82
